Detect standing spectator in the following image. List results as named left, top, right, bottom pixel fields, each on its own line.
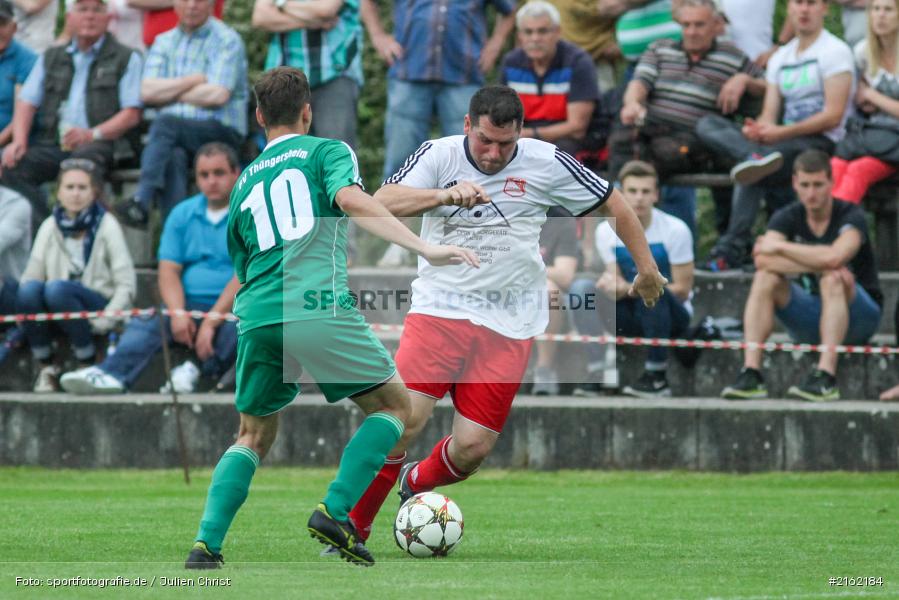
left=837, top=0, right=869, bottom=48
left=0, top=0, right=143, bottom=227
left=500, top=1, right=599, bottom=154
left=571, top=160, right=693, bottom=398
left=721, top=150, right=882, bottom=401
left=16, top=158, right=135, bottom=392
left=697, top=0, right=855, bottom=272
left=606, top=0, right=682, bottom=71
left=115, top=0, right=247, bottom=226
left=609, top=0, right=765, bottom=232
left=549, top=0, right=620, bottom=93
left=531, top=206, right=578, bottom=395
left=831, top=0, right=899, bottom=204
left=12, top=0, right=58, bottom=53
left=129, top=0, right=224, bottom=48
left=254, top=0, right=362, bottom=147
left=361, top=0, right=517, bottom=180
left=60, top=0, right=147, bottom=52
left=0, top=0, right=37, bottom=147
left=61, top=143, right=241, bottom=395
left=719, top=0, right=777, bottom=63
left=0, top=186, right=30, bottom=363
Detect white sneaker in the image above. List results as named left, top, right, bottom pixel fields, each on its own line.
left=160, top=360, right=199, bottom=394
left=33, top=364, right=61, bottom=393
left=60, top=366, right=125, bottom=395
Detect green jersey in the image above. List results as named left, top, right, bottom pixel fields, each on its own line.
left=228, top=134, right=362, bottom=333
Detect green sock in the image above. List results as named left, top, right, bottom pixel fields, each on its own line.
left=323, top=411, right=404, bottom=521
left=195, top=445, right=259, bottom=553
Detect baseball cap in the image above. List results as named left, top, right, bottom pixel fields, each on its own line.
left=0, top=0, right=14, bottom=23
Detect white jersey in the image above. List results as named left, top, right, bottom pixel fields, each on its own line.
left=386, top=135, right=612, bottom=339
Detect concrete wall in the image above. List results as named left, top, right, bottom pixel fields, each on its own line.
left=2, top=395, right=896, bottom=472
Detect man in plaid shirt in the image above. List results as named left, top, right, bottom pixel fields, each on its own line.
left=117, top=0, right=248, bottom=226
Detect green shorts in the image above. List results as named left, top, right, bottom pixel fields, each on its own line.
left=234, top=312, right=397, bottom=416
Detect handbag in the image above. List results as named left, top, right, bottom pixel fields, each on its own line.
left=836, top=117, right=899, bottom=163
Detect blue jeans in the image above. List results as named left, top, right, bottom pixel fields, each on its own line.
left=16, top=280, right=107, bottom=361
left=382, top=79, right=479, bottom=180
left=310, top=76, right=359, bottom=148
left=99, top=301, right=238, bottom=387
left=137, top=115, right=242, bottom=216
left=0, top=277, right=17, bottom=314
left=776, top=283, right=881, bottom=345
left=659, top=185, right=696, bottom=239
left=570, top=278, right=691, bottom=367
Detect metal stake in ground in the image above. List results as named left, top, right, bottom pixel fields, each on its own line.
left=154, top=291, right=191, bottom=485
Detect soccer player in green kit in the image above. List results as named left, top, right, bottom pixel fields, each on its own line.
left=184, top=67, right=479, bottom=569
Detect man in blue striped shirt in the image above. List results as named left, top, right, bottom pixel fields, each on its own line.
left=117, top=0, right=248, bottom=226
left=361, top=0, right=517, bottom=181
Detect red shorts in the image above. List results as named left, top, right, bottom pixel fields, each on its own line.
left=395, top=313, right=534, bottom=433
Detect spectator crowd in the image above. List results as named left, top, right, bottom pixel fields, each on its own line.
left=0, top=0, right=895, bottom=401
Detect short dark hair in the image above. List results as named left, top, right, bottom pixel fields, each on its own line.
left=618, top=160, right=659, bottom=187
left=195, top=142, right=240, bottom=172
left=792, top=149, right=832, bottom=178
left=254, top=67, right=311, bottom=128
left=468, top=86, right=524, bottom=130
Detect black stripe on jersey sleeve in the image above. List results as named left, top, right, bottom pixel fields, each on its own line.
left=553, top=149, right=613, bottom=217
left=383, top=142, right=434, bottom=185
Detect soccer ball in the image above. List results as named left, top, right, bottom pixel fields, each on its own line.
left=394, top=492, right=464, bottom=558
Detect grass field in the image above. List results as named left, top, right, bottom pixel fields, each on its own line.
left=1, top=468, right=897, bottom=599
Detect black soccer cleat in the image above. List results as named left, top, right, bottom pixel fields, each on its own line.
left=307, top=503, right=374, bottom=566
left=184, top=541, right=224, bottom=569
left=397, top=460, right=420, bottom=506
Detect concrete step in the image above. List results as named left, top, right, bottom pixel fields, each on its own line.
left=2, top=394, right=896, bottom=471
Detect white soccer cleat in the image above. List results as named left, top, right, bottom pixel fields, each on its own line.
left=60, top=366, right=125, bottom=395
left=160, top=360, right=200, bottom=394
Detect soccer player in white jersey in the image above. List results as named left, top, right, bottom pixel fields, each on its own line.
left=346, top=85, right=668, bottom=541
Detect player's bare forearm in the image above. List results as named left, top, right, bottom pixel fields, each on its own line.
left=338, top=185, right=428, bottom=254
left=373, top=183, right=445, bottom=217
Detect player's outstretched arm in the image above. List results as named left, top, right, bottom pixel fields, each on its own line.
left=336, top=185, right=480, bottom=268
left=597, top=189, right=667, bottom=308
left=375, top=182, right=491, bottom=217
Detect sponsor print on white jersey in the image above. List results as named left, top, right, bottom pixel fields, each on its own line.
left=386, top=136, right=612, bottom=339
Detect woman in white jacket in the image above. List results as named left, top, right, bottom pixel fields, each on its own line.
left=16, top=158, right=135, bottom=392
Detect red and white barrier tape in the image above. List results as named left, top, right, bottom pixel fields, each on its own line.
left=1, top=308, right=896, bottom=355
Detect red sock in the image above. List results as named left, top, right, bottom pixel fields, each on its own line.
left=409, top=435, right=471, bottom=492
left=348, top=453, right=405, bottom=541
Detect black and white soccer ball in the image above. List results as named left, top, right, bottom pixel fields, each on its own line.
left=394, top=492, right=464, bottom=558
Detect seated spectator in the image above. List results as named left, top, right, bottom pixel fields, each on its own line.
left=132, top=0, right=224, bottom=48
left=0, top=0, right=143, bottom=228
left=608, top=0, right=765, bottom=232
left=61, top=143, right=241, bottom=395
left=500, top=1, right=599, bottom=156
left=532, top=206, right=578, bottom=395
left=0, top=186, right=30, bottom=363
left=116, top=0, right=247, bottom=226
left=722, top=150, right=882, bottom=402
left=0, top=1, right=37, bottom=147
left=831, top=0, right=899, bottom=204
left=12, top=0, right=58, bottom=53
left=16, top=158, right=135, bottom=392
left=696, top=0, right=855, bottom=271
left=570, top=160, right=694, bottom=398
